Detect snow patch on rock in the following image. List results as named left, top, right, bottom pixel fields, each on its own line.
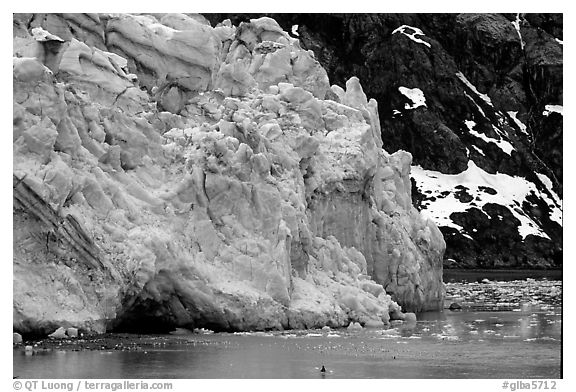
left=398, top=87, right=427, bottom=109
left=464, top=120, right=514, bottom=156
left=412, top=160, right=558, bottom=240
left=291, top=25, right=299, bottom=36
left=543, top=105, right=563, bottom=116
left=456, top=72, right=493, bottom=106
left=471, top=145, right=485, bottom=157
left=508, top=111, right=528, bottom=135
left=511, top=14, right=525, bottom=50
left=392, top=25, right=431, bottom=48
left=535, top=173, right=562, bottom=225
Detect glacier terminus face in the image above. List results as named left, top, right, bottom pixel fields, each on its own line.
left=13, top=14, right=445, bottom=335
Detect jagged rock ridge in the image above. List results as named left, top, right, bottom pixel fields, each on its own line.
left=13, top=14, right=444, bottom=335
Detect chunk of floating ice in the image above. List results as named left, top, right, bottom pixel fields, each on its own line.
left=327, top=334, right=341, bottom=338
left=194, top=328, right=214, bottom=334
left=233, top=331, right=272, bottom=336
left=305, top=333, right=323, bottom=337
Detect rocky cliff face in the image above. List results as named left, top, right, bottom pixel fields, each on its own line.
left=205, top=13, right=562, bottom=269
left=13, top=14, right=444, bottom=335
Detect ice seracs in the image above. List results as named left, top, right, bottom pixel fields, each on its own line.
left=13, top=14, right=445, bottom=334
left=31, top=26, right=64, bottom=42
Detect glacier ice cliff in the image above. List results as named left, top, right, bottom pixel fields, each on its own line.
left=13, top=14, right=445, bottom=335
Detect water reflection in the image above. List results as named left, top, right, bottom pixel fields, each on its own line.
left=14, top=307, right=561, bottom=379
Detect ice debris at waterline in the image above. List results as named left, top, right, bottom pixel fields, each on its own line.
left=444, top=279, right=561, bottom=311
left=13, top=14, right=445, bottom=335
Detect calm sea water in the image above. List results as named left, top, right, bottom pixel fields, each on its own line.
left=443, top=269, right=562, bottom=283
left=14, top=305, right=561, bottom=379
